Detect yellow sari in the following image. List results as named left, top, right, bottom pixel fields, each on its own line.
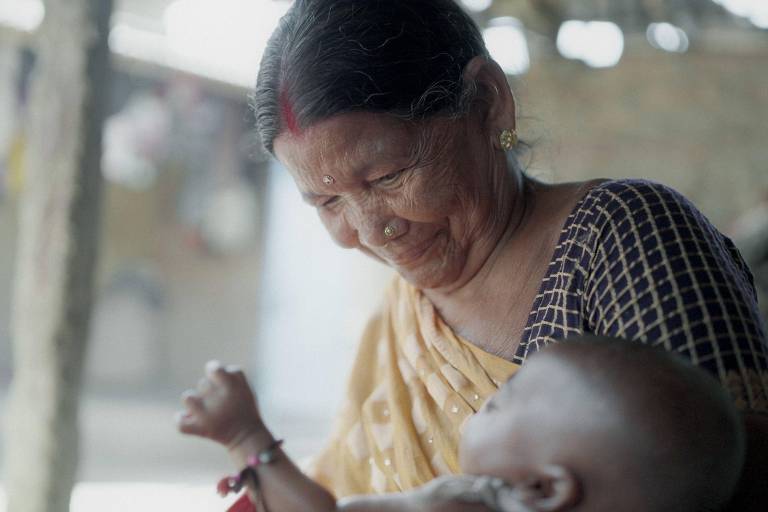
left=309, top=276, right=520, bottom=497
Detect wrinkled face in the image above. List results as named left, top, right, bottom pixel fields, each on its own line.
left=273, top=111, right=505, bottom=290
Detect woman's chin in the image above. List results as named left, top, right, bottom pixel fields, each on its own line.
left=384, top=232, right=464, bottom=290
left=395, top=260, right=463, bottom=291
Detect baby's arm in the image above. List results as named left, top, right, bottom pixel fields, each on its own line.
left=338, top=478, right=500, bottom=512
left=177, top=363, right=493, bottom=512
left=177, top=362, right=337, bottom=512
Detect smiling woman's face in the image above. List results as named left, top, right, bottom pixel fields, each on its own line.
left=273, top=111, right=509, bottom=291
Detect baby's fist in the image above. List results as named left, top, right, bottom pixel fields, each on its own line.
left=177, top=361, right=264, bottom=449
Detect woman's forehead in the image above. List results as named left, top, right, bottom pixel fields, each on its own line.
left=273, top=113, right=423, bottom=184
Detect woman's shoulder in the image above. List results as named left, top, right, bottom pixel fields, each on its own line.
left=570, top=180, right=768, bottom=412
left=580, top=178, right=702, bottom=222
left=572, top=178, right=733, bottom=253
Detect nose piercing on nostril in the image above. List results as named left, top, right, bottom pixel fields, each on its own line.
left=322, top=175, right=335, bottom=185
left=383, top=225, right=397, bottom=238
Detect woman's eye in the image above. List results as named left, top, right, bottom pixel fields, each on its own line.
left=321, top=196, right=340, bottom=208
left=375, top=169, right=405, bottom=186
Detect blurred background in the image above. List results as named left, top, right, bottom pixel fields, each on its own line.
left=0, top=0, right=766, bottom=510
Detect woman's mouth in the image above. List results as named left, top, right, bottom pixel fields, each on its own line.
left=386, top=232, right=442, bottom=267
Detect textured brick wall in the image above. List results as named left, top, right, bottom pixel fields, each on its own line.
left=516, top=51, right=768, bottom=229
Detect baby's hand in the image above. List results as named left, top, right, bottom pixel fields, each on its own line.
left=176, top=361, right=265, bottom=450
left=404, top=475, right=495, bottom=512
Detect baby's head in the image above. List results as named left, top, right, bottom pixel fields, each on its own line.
left=460, top=336, right=745, bottom=512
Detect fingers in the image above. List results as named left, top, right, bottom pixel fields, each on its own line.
left=422, top=475, right=511, bottom=512
left=427, top=475, right=481, bottom=499
left=181, top=388, right=204, bottom=418
left=176, top=388, right=204, bottom=436
left=197, top=377, right=211, bottom=393
left=176, top=410, right=205, bottom=436
left=177, top=388, right=209, bottom=437
left=205, top=359, right=223, bottom=376
left=183, top=361, right=251, bottom=409
left=204, top=360, right=226, bottom=386
left=205, top=360, right=248, bottom=387
left=177, top=362, right=260, bottom=444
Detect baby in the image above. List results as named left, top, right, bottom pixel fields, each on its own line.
left=177, top=336, right=745, bottom=512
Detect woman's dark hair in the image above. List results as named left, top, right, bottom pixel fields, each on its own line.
left=253, top=0, right=490, bottom=153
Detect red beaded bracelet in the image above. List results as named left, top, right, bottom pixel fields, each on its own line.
left=217, top=439, right=284, bottom=497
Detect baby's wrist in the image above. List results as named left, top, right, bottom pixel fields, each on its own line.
left=227, top=425, right=275, bottom=467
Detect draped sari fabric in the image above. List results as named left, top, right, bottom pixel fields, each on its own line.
left=308, top=276, right=520, bottom=497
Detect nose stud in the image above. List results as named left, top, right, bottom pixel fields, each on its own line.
left=322, top=175, right=335, bottom=185
left=383, top=224, right=397, bottom=238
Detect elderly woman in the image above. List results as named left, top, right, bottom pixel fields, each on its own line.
left=221, top=0, right=767, bottom=509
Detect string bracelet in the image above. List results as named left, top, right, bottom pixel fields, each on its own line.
left=217, top=439, right=285, bottom=497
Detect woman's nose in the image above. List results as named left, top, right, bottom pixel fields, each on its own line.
left=358, top=216, right=408, bottom=248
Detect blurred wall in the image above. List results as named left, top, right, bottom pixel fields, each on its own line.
left=0, top=65, right=267, bottom=395
left=517, top=50, right=768, bottom=227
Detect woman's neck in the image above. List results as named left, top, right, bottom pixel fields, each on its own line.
left=422, top=179, right=591, bottom=359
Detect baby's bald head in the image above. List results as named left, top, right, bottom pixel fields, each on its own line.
left=461, top=336, right=745, bottom=512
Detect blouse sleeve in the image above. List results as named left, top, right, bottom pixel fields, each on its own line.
left=582, top=180, right=768, bottom=412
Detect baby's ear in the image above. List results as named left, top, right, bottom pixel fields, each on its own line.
left=511, top=465, right=580, bottom=512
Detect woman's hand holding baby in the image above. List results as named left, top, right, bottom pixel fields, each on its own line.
left=336, top=476, right=497, bottom=512
left=177, top=360, right=271, bottom=453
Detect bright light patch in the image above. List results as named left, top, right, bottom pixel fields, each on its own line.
left=0, top=0, right=44, bottom=32
left=2, top=483, right=239, bottom=512
left=712, top=0, right=768, bottom=29
left=163, top=0, right=289, bottom=87
left=483, top=17, right=530, bottom=75
left=71, top=483, right=237, bottom=512
left=556, top=20, right=624, bottom=68
left=110, top=24, right=168, bottom=64
left=751, top=11, right=768, bottom=29
left=461, top=0, right=493, bottom=12
left=646, top=22, right=689, bottom=53
left=747, top=4, right=768, bottom=28
left=713, top=0, right=752, bottom=18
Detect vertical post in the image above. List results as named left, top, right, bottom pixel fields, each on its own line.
left=0, top=41, right=19, bottom=172
left=3, top=0, right=112, bottom=511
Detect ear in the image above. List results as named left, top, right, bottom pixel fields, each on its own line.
left=508, top=465, right=581, bottom=512
left=461, top=55, right=517, bottom=145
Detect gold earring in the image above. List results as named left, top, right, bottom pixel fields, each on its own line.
left=499, top=129, right=517, bottom=151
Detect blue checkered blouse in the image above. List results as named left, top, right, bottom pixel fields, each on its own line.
left=519, top=179, right=768, bottom=412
